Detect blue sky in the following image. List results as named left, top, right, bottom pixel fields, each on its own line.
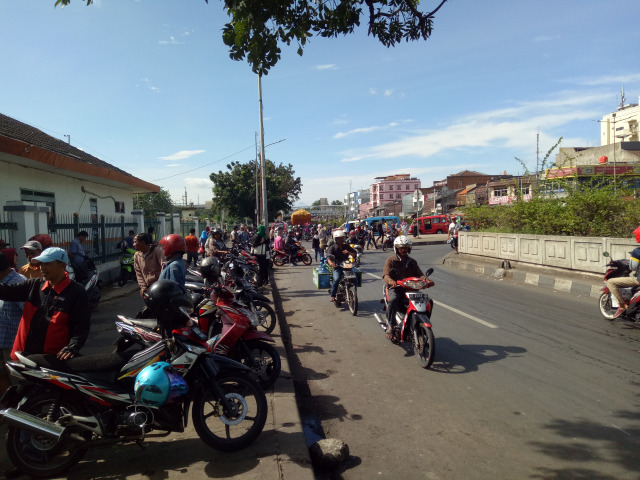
left=1, top=0, right=639, bottom=208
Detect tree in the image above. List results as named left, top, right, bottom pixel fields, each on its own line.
left=55, top=0, right=449, bottom=74
left=134, top=188, right=175, bottom=217
left=331, top=200, right=343, bottom=205
left=209, top=159, right=301, bottom=221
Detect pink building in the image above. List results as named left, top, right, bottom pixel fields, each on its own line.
left=370, top=174, right=421, bottom=209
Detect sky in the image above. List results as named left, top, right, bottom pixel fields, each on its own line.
left=1, top=0, right=639, bottom=209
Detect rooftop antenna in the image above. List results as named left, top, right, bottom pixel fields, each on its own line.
left=620, top=86, right=626, bottom=109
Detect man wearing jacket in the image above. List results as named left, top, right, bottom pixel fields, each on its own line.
left=0, top=247, right=90, bottom=361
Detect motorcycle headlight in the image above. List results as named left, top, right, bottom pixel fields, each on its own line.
left=403, top=279, right=426, bottom=289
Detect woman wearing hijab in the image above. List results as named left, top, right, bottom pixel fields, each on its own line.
left=251, top=225, right=271, bottom=286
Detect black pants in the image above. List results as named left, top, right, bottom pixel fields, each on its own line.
left=387, top=287, right=405, bottom=327
left=256, top=254, right=269, bottom=285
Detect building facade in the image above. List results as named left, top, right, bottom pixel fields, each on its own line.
left=369, top=174, right=421, bottom=209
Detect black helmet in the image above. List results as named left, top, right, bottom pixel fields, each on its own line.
left=199, top=257, right=221, bottom=281
left=143, top=280, right=193, bottom=334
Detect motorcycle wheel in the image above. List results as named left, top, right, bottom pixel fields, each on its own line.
left=237, top=340, right=281, bottom=389
left=244, top=268, right=260, bottom=287
left=6, top=393, right=90, bottom=478
left=253, top=301, right=277, bottom=334
left=347, top=284, right=358, bottom=316
left=301, top=253, right=312, bottom=265
left=192, top=371, right=268, bottom=452
left=88, top=288, right=100, bottom=311
left=117, top=272, right=127, bottom=287
left=382, top=242, right=388, bottom=252
left=272, top=253, right=286, bottom=267
left=413, top=323, right=435, bottom=369
left=598, top=292, right=616, bottom=319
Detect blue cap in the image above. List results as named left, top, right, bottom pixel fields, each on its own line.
left=32, top=247, right=69, bottom=264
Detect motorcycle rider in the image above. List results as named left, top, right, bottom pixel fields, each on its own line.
left=158, top=234, right=187, bottom=287
left=607, top=225, right=640, bottom=319
left=326, top=231, right=357, bottom=302
left=382, top=236, right=433, bottom=338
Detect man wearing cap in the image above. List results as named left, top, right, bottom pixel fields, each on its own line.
left=0, top=247, right=90, bottom=361
left=19, top=240, right=44, bottom=279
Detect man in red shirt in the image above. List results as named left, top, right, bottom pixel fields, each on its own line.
left=0, top=247, right=90, bottom=361
left=184, top=228, right=199, bottom=268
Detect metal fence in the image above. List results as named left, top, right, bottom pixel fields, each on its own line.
left=0, top=211, right=17, bottom=247
left=179, top=220, right=197, bottom=237
left=48, top=214, right=138, bottom=265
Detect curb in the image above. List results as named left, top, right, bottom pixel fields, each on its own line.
left=444, top=255, right=603, bottom=299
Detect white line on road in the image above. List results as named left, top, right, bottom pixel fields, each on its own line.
left=366, top=272, right=499, bottom=329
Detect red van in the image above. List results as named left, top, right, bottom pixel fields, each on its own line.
left=409, top=215, right=449, bottom=235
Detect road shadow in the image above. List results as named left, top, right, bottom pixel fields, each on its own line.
left=527, top=387, right=640, bottom=479
left=427, top=337, right=527, bottom=374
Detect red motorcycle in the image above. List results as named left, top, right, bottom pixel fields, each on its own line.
left=374, top=268, right=436, bottom=369
left=272, top=242, right=312, bottom=266
left=599, top=252, right=640, bottom=321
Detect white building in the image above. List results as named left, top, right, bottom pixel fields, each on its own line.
left=344, top=189, right=370, bottom=219
left=600, top=89, right=640, bottom=145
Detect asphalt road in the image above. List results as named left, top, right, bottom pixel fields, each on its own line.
left=276, top=242, right=640, bottom=480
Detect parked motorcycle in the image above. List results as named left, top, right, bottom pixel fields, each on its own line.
left=116, top=240, right=137, bottom=287
left=374, top=268, right=436, bottom=368
left=327, top=261, right=358, bottom=316
left=599, top=252, right=640, bottom=321
left=0, top=300, right=267, bottom=478
left=66, top=259, right=101, bottom=310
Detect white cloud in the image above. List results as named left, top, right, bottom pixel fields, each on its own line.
left=384, top=89, right=393, bottom=97
left=337, top=92, right=606, bottom=163
left=159, top=36, right=184, bottom=46
left=369, top=88, right=377, bottom=95
left=159, top=150, right=206, bottom=161
left=533, top=35, right=558, bottom=43
left=568, top=73, right=640, bottom=86
left=166, top=164, right=183, bottom=168
left=314, top=64, right=337, bottom=71
left=138, top=77, right=160, bottom=94
left=333, top=122, right=400, bottom=139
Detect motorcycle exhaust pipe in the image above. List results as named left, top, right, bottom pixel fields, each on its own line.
left=374, top=313, right=389, bottom=330
left=0, top=408, right=66, bottom=441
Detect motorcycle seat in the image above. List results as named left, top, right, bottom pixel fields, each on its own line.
left=118, top=316, right=158, bottom=330
left=26, top=351, right=135, bottom=373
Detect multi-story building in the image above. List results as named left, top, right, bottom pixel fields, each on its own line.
left=600, top=89, right=640, bottom=146
left=344, top=189, right=370, bottom=219
left=370, top=174, right=421, bottom=209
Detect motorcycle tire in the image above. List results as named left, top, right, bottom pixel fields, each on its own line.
left=272, top=253, right=286, bottom=267
left=89, top=288, right=100, bottom=311
left=244, top=268, right=260, bottom=287
left=237, top=340, right=281, bottom=390
left=253, top=300, right=277, bottom=334
left=413, top=323, right=435, bottom=369
left=117, top=277, right=127, bottom=287
left=347, top=285, right=358, bottom=316
left=598, top=292, right=616, bottom=319
left=382, top=242, right=389, bottom=252
left=192, top=371, right=268, bottom=452
left=6, top=392, right=90, bottom=478
left=301, top=253, right=312, bottom=265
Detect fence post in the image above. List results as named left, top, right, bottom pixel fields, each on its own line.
left=73, top=213, right=79, bottom=237
left=120, top=216, right=125, bottom=243
left=157, top=212, right=166, bottom=239
left=101, top=215, right=106, bottom=264
left=172, top=213, right=181, bottom=236
left=132, top=210, right=145, bottom=235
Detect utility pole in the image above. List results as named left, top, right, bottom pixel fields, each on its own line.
left=258, top=73, right=268, bottom=228
left=255, top=132, right=260, bottom=226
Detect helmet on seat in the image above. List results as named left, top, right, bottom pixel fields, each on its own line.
left=199, top=257, right=221, bottom=281
left=134, top=361, right=189, bottom=407
left=393, top=235, right=412, bottom=255
left=159, top=234, right=187, bottom=257
left=143, top=280, right=193, bottom=333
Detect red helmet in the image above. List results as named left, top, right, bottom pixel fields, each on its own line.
left=159, top=234, right=187, bottom=257
left=634, top=226, right=640, bottom=243
left=29, top=234, right=53, bottom=250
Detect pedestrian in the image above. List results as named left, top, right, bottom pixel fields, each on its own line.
left=18, top=240, right=44, bottom=279
left=318, top=224, right=328, bottom=262
left=0, top=247, right=90, bottom=362
left=312, top=232, right=321, bottom=261
left=0, top=252, right=26, bottom=393
left=366, top=225, right=376, bottom=250
left=158, top=234, right=187, bottom=287
left=239, top=225, right=250, bottom=244
left=184, top=228, right=199, bottom=268
left=68, top=230, right=89, bottom=282
left=147, top=226, right=155, bottom=242
left=124, top=230, right=135, bottom=249
left=250, top=225, right=271, bottom=286
left=133, top=233, right=165, bottom=298
left=412, top=218, right=420, bottom=238
left=199, top=226, right=210, bottom=259
left=205, top=228, right=230, bottom=259
left=376, top=222, right=383, bottom=248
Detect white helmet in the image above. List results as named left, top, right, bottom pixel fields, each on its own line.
left=393, top=235, right=412, bottom=255
left=333, top=230, right=346, bottom=240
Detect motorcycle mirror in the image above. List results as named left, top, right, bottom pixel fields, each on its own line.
left=425, top=267, right=434, bottom=277
left=602, top=251, right=610, bottom=258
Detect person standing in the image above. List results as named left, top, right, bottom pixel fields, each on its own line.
left=68, top=230, right=89, bottom=282
left=412, top=218, right=420, bottom=238
left=184, top=228, right=199, bottom=268
left=199, top=226, right=210, bottom=259
left=0, top=252, right=26, bottom=392
left=239, top=225, right=250, bottom=244
left=312, top=232, right=321, bottom=261
left=18, top=240, right=44, bottom=279
left=158, top=234, right=187, bottom=287
left=124, top=230, right=135, bottom=249
left=205, top=228, right=230, bottom=259
left=0, top=247, right=90, bottom=361
left=318, top=224, right=328, bottom=261
left=133, top=233, right=164, bottom=298
left=250, top=225, right=271, bottom=286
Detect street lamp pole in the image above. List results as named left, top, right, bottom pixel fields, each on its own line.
left=258, top=72, right=268, bottom=228
left=612, top=112, right=617, bottom=192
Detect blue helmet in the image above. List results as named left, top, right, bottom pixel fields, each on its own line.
left=134, top=362, right=189, bottom=407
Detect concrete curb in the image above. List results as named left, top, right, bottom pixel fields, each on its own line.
left=444, top=255, right=603, bottom=299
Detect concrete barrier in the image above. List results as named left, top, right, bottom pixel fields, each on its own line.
left=459, top=232, right=636, bottom=274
